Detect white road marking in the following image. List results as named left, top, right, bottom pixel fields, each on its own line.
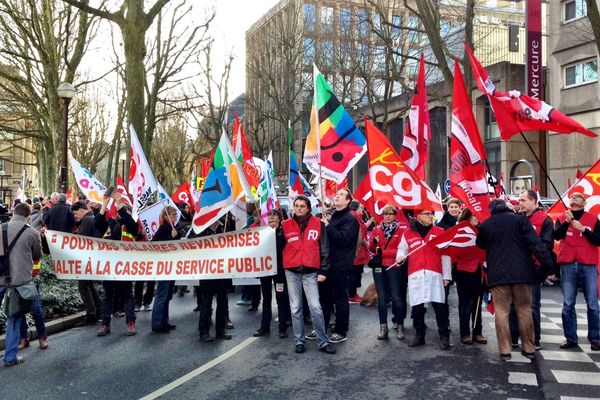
left=508, top=372, right=538, bottom=386
left=138, top=337, right=258, bottom=400
left=552, top=370, right=600, bottom=385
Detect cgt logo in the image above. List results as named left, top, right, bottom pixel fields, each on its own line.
left=370, top=165, right=422, bottom=206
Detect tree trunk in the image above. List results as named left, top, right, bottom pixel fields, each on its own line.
left=587, top=0, right=600, bottom=56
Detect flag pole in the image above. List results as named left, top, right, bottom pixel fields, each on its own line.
left=288, top=120, right=292, bottom=197
left=519, top=132, right=568, bottom=208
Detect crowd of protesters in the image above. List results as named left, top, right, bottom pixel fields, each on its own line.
left=1, top=186, right=599, bottom=367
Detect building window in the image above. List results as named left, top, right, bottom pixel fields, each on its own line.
left=320, top=40, right=334, bottom=68
left=304, top=3, right=316, bottom=32
left=357, top=9, right=369, bottom=38
left=484, top=99, right=500, bottom=140
left=564, top=59, right=598, bottom=88
left=357, top=42, right=369, bottom=67
left=320, top=6, right=334, bottom=34
left=391, top=15, right=402, bottom=38
left=340, top=41, right=352, bottom=69
left=389, top=118, right=403, bottom=153
left=303, top=38, right=315, bottom=65
left=340, top=8, right=352, bottom=36
left=375, top=45, right=386, bottom=72
left=564, top=0, right=587, bottom=22
left=408, top=15, right=419, bottom=43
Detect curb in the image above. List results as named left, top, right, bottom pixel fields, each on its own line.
left=0, top=312, right=86, bottom=351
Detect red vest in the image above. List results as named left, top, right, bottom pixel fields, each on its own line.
left=282, top=217, right=322, bottom=269
left=352, top=211, right=370, bottom=265
left=557, top=211, right=599, bottom=265
left=529, top=209, right=549, bottom=266
left=370, top=225, right=404, bottom=267
left=403, top=225, right=444, bottom=275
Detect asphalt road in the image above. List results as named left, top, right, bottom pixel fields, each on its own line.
left=1, top=278, right=599, bottom=400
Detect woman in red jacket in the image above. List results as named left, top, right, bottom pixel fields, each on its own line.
left=455, top=208, right=487, bottom=345
left=369, top=204, right=408, bottom=340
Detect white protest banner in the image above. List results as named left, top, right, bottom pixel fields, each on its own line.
left=138, top=199, right=168, bottom=240
left=71, top=159, right=107, bottom=205
left=46, top=226, right=277, bottom=281
left=129, top=125, right=158, bottom=220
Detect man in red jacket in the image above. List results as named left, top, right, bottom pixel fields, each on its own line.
left=553, top=192, right=600, bottom=351
left=282, top=196, right=335, bottom=355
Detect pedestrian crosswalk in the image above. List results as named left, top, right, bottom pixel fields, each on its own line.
left=485, top=298, right=600, bottom=398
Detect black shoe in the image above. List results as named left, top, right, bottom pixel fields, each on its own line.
left=440, top=336, right=451, bottom=350
left=216, top=333, right=232, bottom=340
left=279, top=331, right=288, bottom=339
left=409, top=335, right=425, bottom=347
left=152, top=326, right=170, bottom=334
left=225, top=321, right=234, bottom=330
left=319, top=344, right=336, bottom=354
left=521, top=350, right=536, bottom=360
left=4, top=357, right=24, bottom=367
left=200, top=334, right=215, bottom=342
left=295, top=344, right=305, bottom=354
left=253, top=329, right=270, bottom=337
left=193, top=306, right=200, bottom=312
left=500, top=353, right=512, bottom=361
left=560, top=340, right=578, bottom=349
left=591, top=342, right=600, bottom=351
left=165, top=324, right=176, bottom=330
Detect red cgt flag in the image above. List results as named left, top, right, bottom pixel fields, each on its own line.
left=465, top=44, right=597, bottom=141
left=546, top=158, right=600, bottom=221
left=450, top=60, right=491, bottom=222
left=171, top=181, right=195, bottom=212
left=353, top=175, right=409, bottom=227
left=366, top=118, right=441, bottom=211
left=400, top=53, right=431, bottom=180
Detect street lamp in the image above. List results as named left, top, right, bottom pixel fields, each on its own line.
left=57, top=82, right=76, bottom=192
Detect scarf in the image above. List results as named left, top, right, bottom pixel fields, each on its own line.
left=293, top=213, right=311, bottom=233
left=382, top=221, right=398, bottom=239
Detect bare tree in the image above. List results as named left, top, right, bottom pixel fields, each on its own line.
left=0, top=0, right=97, bottom=192
left=64, top=0, right=213, bottom=152
left=245, top=0, right=306, bottom=168
left=151, top=108, right=194, bottom=192
left=189, top=38, right=234, bottom=150
left=68, top=87, right=114, bottom=174
left=586, top=0, right=600, bottom=55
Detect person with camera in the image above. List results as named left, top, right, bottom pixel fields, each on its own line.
left=0, top=203, right=42, bottom=366
left=553, top=192, right=600, bottom=351
left=368, top=204, right=408, bottom=340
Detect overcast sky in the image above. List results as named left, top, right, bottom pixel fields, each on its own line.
left=209, top=0, right=280, bottom=98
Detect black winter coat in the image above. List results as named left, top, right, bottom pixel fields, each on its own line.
left=43, top=202, right=76, bottom=233
left=326, top=207, right=359, bottom=271
left=77, top=211, right=108, bottom=238
left=476, top=209, right=553, bottom=288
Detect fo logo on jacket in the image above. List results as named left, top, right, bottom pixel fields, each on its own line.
left=307, top=229, right=319, bottom=241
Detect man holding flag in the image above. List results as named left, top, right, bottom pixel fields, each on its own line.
left=396, top=207, right=452, bottom=350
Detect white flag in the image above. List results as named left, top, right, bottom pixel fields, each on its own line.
left=128, top=125, right=158, bottom=220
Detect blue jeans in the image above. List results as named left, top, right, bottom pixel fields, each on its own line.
left=19, top=285, right=46, bottom=339
left=151, top=281, right=174, bottom=330
left=285, top=271, right=329, bottom=348
left=372, top=266, right=407, bottom=326
left=561, top=262, right=600, bottom=344
left=1, top=286, right=23, bottom=363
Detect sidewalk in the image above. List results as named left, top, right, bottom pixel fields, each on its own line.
left=0, top=311, right=85, bottom=351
